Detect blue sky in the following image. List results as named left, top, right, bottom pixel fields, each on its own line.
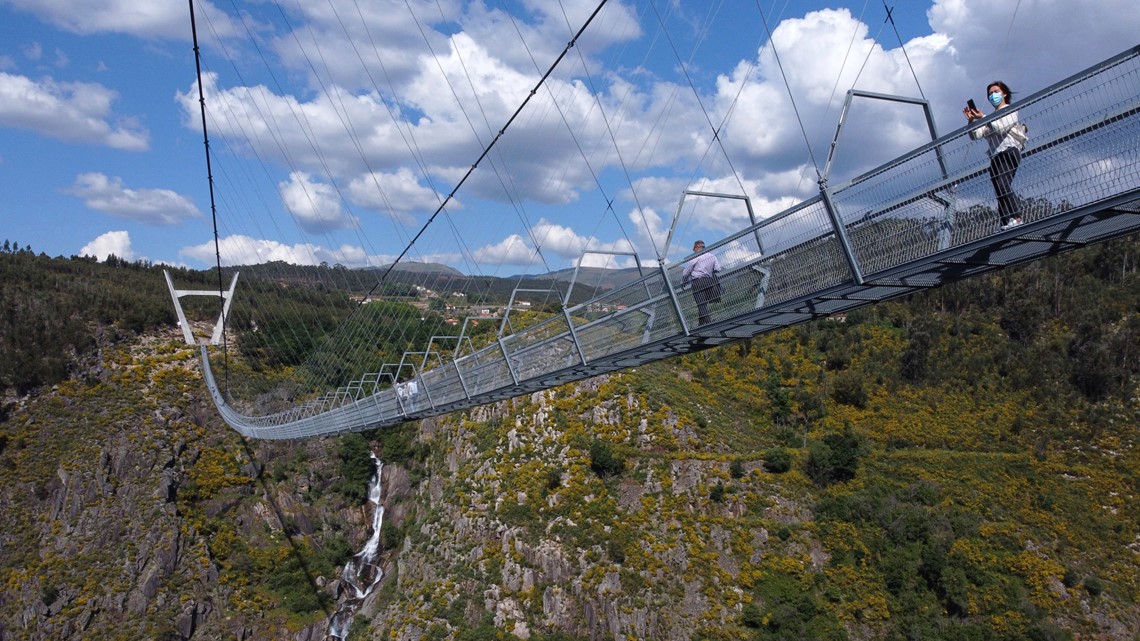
left=2, top=0, right=1138, bottom=272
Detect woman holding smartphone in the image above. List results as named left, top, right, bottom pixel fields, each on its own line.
left=964, top=80, right=1028, bottom=230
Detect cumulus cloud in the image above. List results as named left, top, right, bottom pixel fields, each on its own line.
left=161, top=0, right=1140, bottom=269
left=715, top=8, right=961, bottom=182
left=0, top=72, right=148, bottom=149
left=928, top=0, right=1140, bottom=90
left=79, top=230, right=136, bottom=261
left=278, top=172, right=358, bottom=233
left=468, top=219, right=638, bottom=270
left=345, top=167, right=444, bottom=221
left=3, top=0, right=238, bottom=39
left=179, top=234, right=388, bottom=268
left=64, top=173, right=202, bottom=224
left=471, top=234, right=537, bottom=267
left=177, top=73, right=479, bottom=189
left=266, top=0, right=641, bottom=101
left=531, top=219, right=634, bottom=261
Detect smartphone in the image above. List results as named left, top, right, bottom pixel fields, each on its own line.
left=967, top=98, right=977, bottom=111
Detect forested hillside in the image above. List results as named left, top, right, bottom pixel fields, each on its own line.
left=357, top=234, right=1139, bottom=641
left=0, top=236, right=1137, bottom=640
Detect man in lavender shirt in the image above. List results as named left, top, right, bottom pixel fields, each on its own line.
left=681, top=240, right=721, bottom=325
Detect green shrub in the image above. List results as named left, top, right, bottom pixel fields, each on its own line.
left=741, top=602, right=763, bottom=628
left=456, top=613, right=500, bottom=641
left=607, top=537, right=626, bottom=564
left=763, top=447, right=792, bottom=474
left=710, top=481, right=726, bottom=502
left=1062, top=568, right=1079, bottom=588
left=336, top=434, right=376, bottom=503
left=830, top=370, right=867, bottom=408
left=804, top=425, right=865, bottom=486
left=750, top=572, right=847, bottom=640
left=499, top=501, right=536, bottom=526
left=1027, top=621, right=1074, bottom=641
left=266, top=552, right=330, bottom=614
left=373, top=423, right=422, bottom=465
left=382, top=520, right=405, bottom=550
left=545, top=467, right=562, bottom=491
left=532, top=632, right=590, bottom=641
left=346, top=615, right=372, bottom=641
left=589, top=439, right=625, bottom=478
left=729, top=459, right=745, bottom=479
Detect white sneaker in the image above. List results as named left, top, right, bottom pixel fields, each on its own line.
left=1000, top=217, right=1023, bottom=231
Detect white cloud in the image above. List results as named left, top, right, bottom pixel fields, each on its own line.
left=79, top=230, right=136, bottom=261
left=180, top=234, right=387, bottom=268
left=278, top=172, right=358, bottom=233
left=345, top=167, right=443, bottom=220
left=64, top=173, right=202, bottom=224
left=928, top=0, right=1140, bottom=91
left=176, top=73, right=474, bottom=187
left=264, top=0, right=641, bottom=106
left=531, top=218, right=634, bottom=261
left=714, top=8, right=959, bottom=180
left=471, top=234, right=538, bottom=266
left=623, top=173, right=806, bottom=259
left=37, top=0, right=1139, bottom=274
left=0, top=72, right=149, bottom=149
left=3, top=0, right=238, bottom=40
left=466, top=219, right=638, bottom=270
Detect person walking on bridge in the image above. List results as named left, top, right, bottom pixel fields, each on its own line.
left=964, top=80, right=1028, bottom=230
left=681, top=240, right=721, bottom=325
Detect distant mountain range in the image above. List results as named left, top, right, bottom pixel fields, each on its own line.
left=510, top=265, right=647, bottom=290
left=367, top=262, right=645, bottom=290
left=358, top=262, right=647, bottom=300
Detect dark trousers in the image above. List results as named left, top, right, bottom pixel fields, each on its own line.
left=692, top=276, right=719, bottom=325
left=989, top=148, right=1021, bottom=224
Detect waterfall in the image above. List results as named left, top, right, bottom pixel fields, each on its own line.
left=327, top=454, right=385, bottom=640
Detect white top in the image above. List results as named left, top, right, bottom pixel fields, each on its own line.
left=970, top=107, right=1027, bottom=156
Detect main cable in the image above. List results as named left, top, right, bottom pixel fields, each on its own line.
left=187, top=0, right=231, bottom=391
left=359, top=0, right=612, bottom=302
left=754, top=0, right=822, bottom=179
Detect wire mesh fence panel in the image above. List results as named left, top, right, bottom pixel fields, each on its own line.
left=499, top=313, right=579, bottom=381
left=455, top=345, right=516, bottom=397
left=420, top=364, right=465, bottom=409
left=573, top=271, right=672, bottom=361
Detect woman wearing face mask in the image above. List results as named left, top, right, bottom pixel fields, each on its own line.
left=964, top=80, right=1028, bottom=230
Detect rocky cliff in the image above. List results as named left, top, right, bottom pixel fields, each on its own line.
left=3, top=316, right=1139, bottom=641
left=0, top=330, right=376, bottom=641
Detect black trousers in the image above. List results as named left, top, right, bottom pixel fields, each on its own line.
left=692, top=276, right=719, bottom=325
left=989, top=148, right=1021, bottom=224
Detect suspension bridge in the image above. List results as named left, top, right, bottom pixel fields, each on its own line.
left=166, top=41, right=1140, bottom=440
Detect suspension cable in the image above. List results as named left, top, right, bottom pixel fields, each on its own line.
left=883, top=1, right=926, bottom=100
left=359, top=0, right=612, bottom=302
left=754, top=0, right=822, bottom=179
left=187, top=0, right=230, bottom=390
